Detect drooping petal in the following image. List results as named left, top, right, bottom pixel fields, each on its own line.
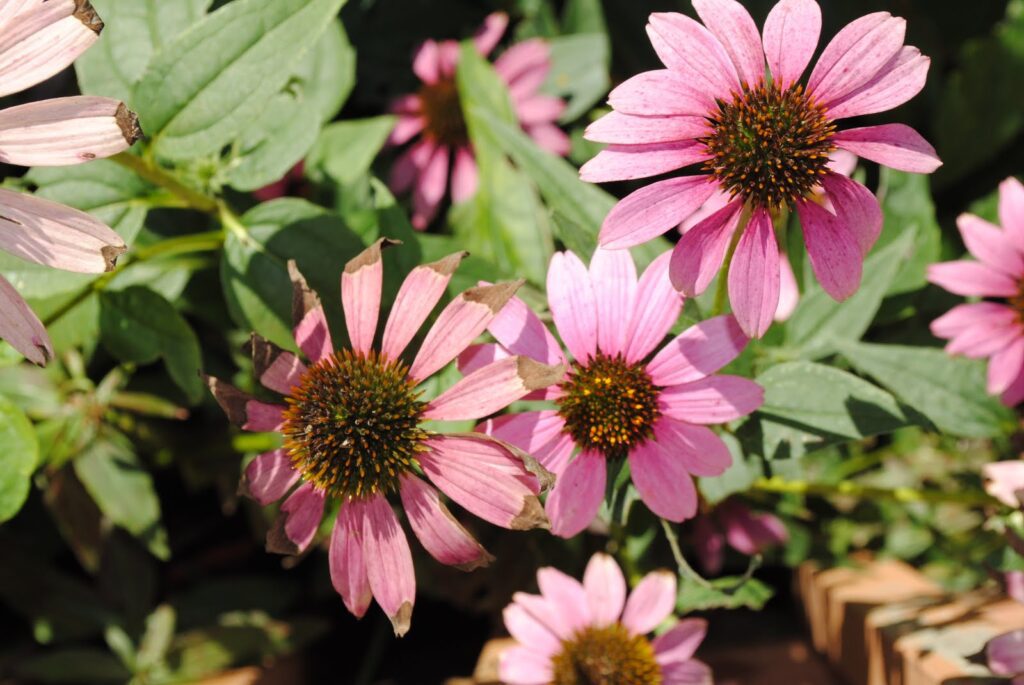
left=820, top=173, right=883, bottom=256
left=381, top=251, right=467, bottom=361
left=341, top=238, right=395, bottom=356
left=546, top=451, right=605, bottom=538
left=537, top=568, right=592, bottom=639
left=807, top=12, right=907, bottom=105
left=718, top=502, right=789, bottom=555
left=589, top=247, right=638, bottom=357
left=487, top=293, right=566, bottom=367
left=1002, top=367, right=1024, bottom=407
left=387, top=115, right=424, bottom=146
left=0, top=273, right=51, bottom=365
left=329, top=503, right=372, bottom=619
left=457, top=342, right=512, bottom=375
left=249, top=335, right=307, bottom=396
left=359, top=494, right=416, bottom=637
left=266, top=483, right=325, bottom=555
left=502, top=604, right=561, bottom=659
left=499, top=645, right=554, bottom=685
left=653, top=618, right=709, bottom=665
left=646, top=315, right=748, bottom=386
left=693, top=516, right=726, bottom=575
left=692, top=0, right=764, bottom=87
left=620, top=569, right=678, bottom=635
left=955, top=213, right=1024, bottom=277
left=727, top=208, right=779, bottom=338
left=607, top=70, right=715, bottom=117
left=658, top=375, right=765, bottom=424
left=399, top=475, right=493, bottom=571
left=796, top=197, right=864, bottom=301
left=988, top=337, right=1024, bottom=395
left=239, top=450, right=300, bottom=506
left=646, top=13, right=740, bottom=99
left=629, top=440, right=699, bottom=522
left=988, top=630, right=1024, bottom=676
left=626, top=249, right=684, bottom=364
left=580, top=141, right=710, bottom=183
left=762, top=0, right=821, bottom=89
left=599, top=176, right=717, bottom=249
left=999, top=177, right=1024, bottom=252
left=473, top=11, right=508, bottom=56
left=654, top=419, right=734, bottom=477
left=242, top=401, right=284, bottom=432
left=669, top=199, right=743, bottom=297
left=661, top=659, right=714, bottom=685
left=287, top=261, right=333, bottom=363
left=547, top=251, right=598, bottom=362
left=388, top=138, right=433, bottom=195
left=945, top=319, right=1023, bottom=359
left=584, top=111, right=709, bottom=145
left=525, top=123, right=571, bottom=156
left=423, top=356, right=563, bottom=421
left=481, top=410, right=568, bottom=460
left=825, top=46, right=930, bottom=119
left=833, top=124, right=941, bottom=174
left=927, top=261, right=1019, bottom=298
left=450, top=146, right=478, bottom=203
left=516, top=95, right=565, bottom=126
left=411, top=143, right=450, bottom=230
left=583, top=552, right=628, bottom=626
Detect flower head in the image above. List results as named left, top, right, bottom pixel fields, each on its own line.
left=0, top=0, right=143, bottom=364
left=468, top=247, right=764, bottom=538
left=928, top=178, right=1024, bottom=405
left=692, top=498, right=788, bottom=575
left=388, top=12, right=569, bottom=230
left=500, top=553, right=712, bottom=685
left=580, top=0, right=940, bottom=338
left=207, top=241, right=562, bottom=635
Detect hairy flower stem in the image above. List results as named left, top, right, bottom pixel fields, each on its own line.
left=751, top=476, right=999, bottom=507
left=661, top=518, right=712, bottom=588
left=710, top=204, right=752, bottom=318
left=111, top=152, right=218, bottom=214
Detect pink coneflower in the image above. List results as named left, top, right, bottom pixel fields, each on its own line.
left=982, top=460, right=1024, bottom=508
left=988, top=630, right=1024, bottom=683
left=0, top=0, right=142, bottom=364
left=388, top=12, right=570, bottom=230
left=500, top=553, right=712, bottom=684
left=206, top=241, right=561, bottom=635
left=468, top=247, right=764, bottom=538
left=928, top=178, right=1024, bottom=405
left=692, top=498, right=788, bottom=575
left=580, top=0, right=940, bottom=338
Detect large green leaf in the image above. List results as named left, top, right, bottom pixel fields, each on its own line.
left=875, top=169, right=941, bottom=295
left=542, top=33, right=610, bottom=122
left=305, top=116, right=397, bottom=186
left=226, top=92, right=321, bottom=192
left=838, top=341, right=1015, bottom=438
left=293, top=18, right=356, bottom=125
left=133, top=0, right=346, bottom=160
left=0, top=394, right=38, bottom=523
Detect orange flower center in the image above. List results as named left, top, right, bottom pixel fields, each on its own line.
left=418, top=78, right=469, bottom=147
left=551, top=623, right=662, bottom=685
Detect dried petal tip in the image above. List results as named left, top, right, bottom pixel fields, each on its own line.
left=465, top=278, right=526, bottom=312
left=265, top=514, right=301, bottom=556
left=344, top=237, right=401, bottom=274
left=426, top=250, right=470, bottom=275
left=202, top=374, right=253, bottom=426
left=511, top=495, right=549, bottom=531
left=455, top=548, right=496, bottom=573
left=516, top=357, right=565, bottom=392
left=287, top=260, right=321, bottom=327
left=100, top=244, right=126, bottom=272
left=74, top=0, right=103, bottom=33
left=115, top=103, right=143, bottom=145
left=389, top=601, right=414, bottom=637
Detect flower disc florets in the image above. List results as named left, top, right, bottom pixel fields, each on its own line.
left=701, top=81, right=836, bottom=210
left=551, top=623, right=662, bottom=685
left=282, top=349, right=427, bottom=498
left=558, top=354, right=660, bottom=459
left=418, top=79, right=468, bottom=147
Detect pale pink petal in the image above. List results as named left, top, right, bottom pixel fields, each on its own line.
left=679, top=189, right=733, bottom=232
left=450, top=146, right=478, bottom=203
left=982, top=461, right=1024, bottom=508
left=693, top=516, right=725, bottom=575
left=473, top=12, right=508, bottom=56
left=525, top=123, right=571, bottom=156
left=629, top=440, right=699, bottom=522
left=653, top=618, right=708, bottom=665
left=293, top=306, right=333, bottom=363
left=669, top=200, right=743, bottom=297
left=585, top=111, right=709, bottom=145
left=655, top=418, right=733, bottom=477
left=533, top=433, right=576, bottom=476
left=796, top=197, right=864, bottom=301
left=481, top=411, right=569, bottom=461
left=240, top=450, right=299, bottom=506
left=989, top=337, right=1024, bottom=395
left=512, top=592, right=571, bottom=640
left=599, top=176, right=717, bottom=249
left=502, top=604, right=561, bottom=659
left=727, top=208, right=780, bottom=338
left=359, top=494, right=416, bottom=636
left=242, top=401, right=284, bottom=432
left=546, top=451, right=605, bottom=538
left=945, top=320, right=1023, bottom=359
left=626, top=250, right=684, bottom=364
left=646, top=315, right=748, bottom=386
left=833, top=124, right=941, bottom=174
left=342, top=239, right=391, bottom=356
left=999, top=177, right=1024, bottom=252
left=437, top=41, right=460, bottom=79
left=424, top=356, right=562, bottom=421
left=825, top=46, right=930, bottom=119
left=388, top=94, right=422, bottom=116
left=808, top=12, right=906, bottom=105
left=381, top=251, right=466, bottom=361
left=537, top=566, right=591, bottom=632
left=388, top=138, right=433, bottom=195
left=930, top=302, right=1017, bottom=340
left=608, top=70, right=715, bottom=117
left=927, top=261, right=1019, bottom=298
left=1002, top=367, right=1024, bottom=407
left=412, top=39, right=441, bottom=84
left=646, top=13, right=740, bottom=99
left=487, top=293, right=566, bottom=367
left=547, top=251, right=598, bottom=362
left=268, top=483, right=324, bottom=555
left=499, top=645, right=554, bottom=685
left=820, top=173, right=883, bottom=256
left=988, top=630, right=1024, bottom=676
left=580, top=141, right=711, bottom=183
left=775, top=253, right=799, bottom=321
left=658, top=375, right=764, bottom=424
left=399, top=475, right=492, bottom=571
left=589, top=247, right=638, bottom=357
left=409, top=280, right=522, bottom=382
left=0, top=187, right=125, bottom=273
left=256, top=348, right=306, bottom=396
left=955, top=213, right=1024, bottom=277
left=0, top=273, right=51, bottom=365
left=661, top=659, right=714, bottom=685
left=762, top=0, right=821, bottom=89
left=621, top=569, right=678, bottom=635
left=692, top=0, right=764, bottom=87
left=828, top=149, right=859, bottom=177
left=516, top=95, right=565, bottom=125
left=411, top=142, right=450, bottom=230
left=419, top=434, right=546, bottom=530
left=329, top=503, right=372, bottom=618
left=387, top=115, right=424, bottom=146
left=583, top=553, right=627, bottom=626
left=457, top=341, right=513, bottom=375
left=494, top=39, right=550, bottom=100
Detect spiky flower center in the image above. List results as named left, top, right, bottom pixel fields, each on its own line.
left=282, top=350, right=427, bottom=498
left=419, top=79, right=468, bottom=147
left=701, top=81, right=836, bottom=210
left=1010, top=287, right=1024, bottom=321
left=551, top=623, right=662, bottom=685
left=558, top=354, right=660, bottom=459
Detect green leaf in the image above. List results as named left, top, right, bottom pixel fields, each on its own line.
left=752, top=361, right=912, bottom=459
left=75, top=0, right=212, bottom=102
left=99, top=287, right=203, bottom=404
left=133, top=0, right=346, bottom=160
left=0, top=394, right=39, bottom=523
left=875, top=169, right=941, bottom=295
left=676, top=576, right=774, bottom=612
left=136, top=605, right=176, bottom=671
left=305, top=116, right=397, bottom=186
left=293, top=18, right=356, bottom=124
left=838, top=341, right=1015, bottom=438
left=542, top=33, right=610, bottom=122
left=786, top=225, right=916, bottom=358
left=698, top=434, right=761, bottom=505
left=73, top=432, right=169, bottom=560
left=13, top=649, right=131, bottom=684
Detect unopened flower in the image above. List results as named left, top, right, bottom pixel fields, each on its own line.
left=500, top=553, right=712, bottom=684
left=388, top=12, right=569, bottom=229
left=581, top=0, right=940, bottom=338
left=692, top=498, right=788, bottom=575
left=470, top=247, right=763, bottom=537
left=207, top=241, right=560, bottom=635
left=928, top=178, right=1024, bottom=405
left=0, top=0, right=143, bottom=364
left=982, top=460, right=1024, bottom=508
left=988, top=630, right=1024, bottom=683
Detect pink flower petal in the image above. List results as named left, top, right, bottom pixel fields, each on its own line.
left=254, top=344, right=306, bottom=396
left=653, top=618, right=708, bottom=665
left=727, top=208, right=780, bottom=338
left=412, top=39, right=440, bottom=84
left=825, top=46, right=930, bottom=119
left=409, top=280, right=523, bottom=382
left=670, top=199, right=743, bottom=297
left=293, top=306, right=333, bottom=363
left=608, top=70, right=715, bottom=117
left=955, top=213, right=1024, bottom=277
left=450, top=146, right=478, bottom=203
left=537, top=567, right=592, bottom=634
left=629, top=440, right=699, bottom=522
left=599, top=175, right=717, bottom=249
left=1002, top=367, right=1024, bottom=407
left=580, top=141, right=710, bottom=183
left=583, top=553, right=627, bottom=626
left=589, top=247, right=638, bottom=357
left=513, top=591, right=575, bottom=641
left=546, top=450, right=605, bottom=538
left=499, top=645, right=554, bottom=685
left=1000, top=177, right=1024, bottom=252
left=796, top=197, right=864, bottom=301
left=240, top=450, right=299, bottom=506
left=820, top=173, right=882, bottom=256
left=0, top=273, right=51, bottom=365
left=584, top=111, right=709, bottom=145
left=480, top=410, right=568, bottom=460
left=982, top=461, right=1024, bottom=508
left=762, top=0, right=821, bottom=89
left=516, top=95, right=565, bottom=125
left=692, top=0, right=764, bottom=87
left=930, top=302, right=1017, bottom=340
left=525, top=123, right=571, bottom=156
left=473, top=12, right=508, bottom=56
left=341, top=239, right=392, bottom=356
left=646, top=315, right=748, bottom=386
left=494, top=39, right=550, bottom=100
left=487, top=292, right=566, bottom=367
left=437, top=41, right=460, bottom=79
left=547, top=251, right=598, bottom=362
left=329, top=503, right=372, bottom=618
left=988, top=630, right=1024, bottom=676
left=399, top=474, right=492, bottom=571
left=989, top=337, right=1024, bottom=395
left=693, top=516, right=725, bottom=575
left=388, top=138, right=433, bottom=195
left=411, top=142, right=450, bottom=230
left=661, top=659, right=714, bottom=685
left=833, top=124, right=941, bottom=174
left=359, top=494, right=416, bottom=636
left=626, top=249, right=684, bottom=364
left=718, top=501, right=789, bottom=554
left=381, top=251, right=466, bottom=362
left=775, top=252, right=800, bottom=322
left=457, top=342, right=512, bottom=377
left=927, top=261, right=1019, bottom=298
left=387, top=115, right=424, bottom=146
left=502, top=603, right=561, bottom=658
left=945, top=319, right=1022, bottom=359
left=621, top=569, right=678, bottom=635
left=679, top=189, right=733, bottom=232
left=808, top=12, right=906, bottom=105
left=658, top=375, right=764, bottom=424
left=267, top=482, right=324, bottom=555
left=242, top=401, right=284, bottom=432
left=654, top=419, right=734, bottom=477
left=646, top=13, right=740, bottom=99
left=424, top=356, right=562, bottom=421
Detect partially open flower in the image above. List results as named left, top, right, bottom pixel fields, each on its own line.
left=206, top=241, right=560, bottom=636
left=692, top=498, right=788, bottom=575
left=500, top=553, right=712, bottom=684
left=0, top=0, right=143, bottom=364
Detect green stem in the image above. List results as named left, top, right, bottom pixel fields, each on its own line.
left=111, top=152, right=218, bottom=215
left=661, top=518, right=712, bottom=588
left=710, top=204, right=752, bottom=317
left=750, top=476, right=999, bottom=507
left=132, top=230, right=224, bottom=261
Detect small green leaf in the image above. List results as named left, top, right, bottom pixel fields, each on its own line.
left=676, top=576, right=774, bottom=612
left=0, top=394, right=39, bottom=522
left=227, top=92, right=322, bottom=192
left=543, top=33, right=610, bottom=122
left=136, top=605, right=176, bottom=671
left=305, top=116, right=397, bottom=186
left=698, top=434, right=761, bottom=505
left=875, top=169, right=941, bottom=295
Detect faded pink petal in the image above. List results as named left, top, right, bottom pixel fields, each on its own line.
left=473, top=12, right=508, bottom=56
left=411, top=143, right=450, bottom=230
left=389, top=138, right=434, bottom=195
left=646, top=13, right=740, bottom=99
left=945, top=319, right=1022, bottom=359
left=503, top=603, right=561, bottom=659
left=653, top=618, right=708, bottom=665
left=825, top=46, right=930, bottom=120
left=626, top=250, right=684, bottom=364
left=525, top=123, right=570, bottom=156
left=646, top=315, right=748, bottom=386
left=988, top=337, right=1024, bottom=395
left=537, top=567, right=591, bottom=634
left=293, top=305, right=333, bottom=363
left=388, top=115, right=424, bottom=146
left=693, top=516, right=726, bottom=575
left=590, top=247, right=637, bottom=357
left=1003, top=367, right=1024, bottom=407
left=437, top=41, right=460, bottom=79
left=1000, top=177, right=1024, bottom=252
left=242, top=401, right=284, bottom=432
left=450, top=146, right=478, bottom=203
left=274, top=483, right=325, bottom=554
left=988, top=630, right=1024, bottom=676
left=547, top=251, right=598, bottom=362
left=359, top=494, right=416, bottom=636
left=607, top=70, right=715, bottom=117
left=499, top=645, right=553, bottom=685
left=797, top=197, right=863, bottom=301
left=424, top=356, right=561, bottom=421
left=692, top=0, right=764, bottom=87
left=762, top=0, right=821, bottom=89
left=481, top=411, right=568, bottom=463
left=956, top=213, right=1024, bottom=277
left=457, top=342, right=512, bottom=376
left=662, top=659, right=713, bottom=685
left=240, top=450, right=299, bottom=506
left=808, top=12, right=906, bottom=105
left=580, top=141, right=710, bottom=183
left=583, top=553, right=627, bottom=626
left=381, top=251, right=465, bottom=361
left=833, top=124, right=941, bottom=173
left=487, top=292, right=566, bottom=367
left=257, top=349, right=306, bottom=396
left=412, top=39, right=441, bottom=84
left=927, top=261, right=1019, bottom=298
left=629, top=440, right=699, bottom=522
left=658, top=375, right=764, bottom=424
left=341, top=240, right=389, bottom=356
left=0, top=273, right=51, bottom=365
left=584, top=111, right=709, bottom=145
left=728, top=208, right=780, bottom=338
left=546, top=451, right=605, bottom=538
left=670, top=200, right=743, bottom=297
left=494, top=39, right=550, bottom=100
left=775, top=252, right=800, bottom=321
left=600, top=176, right=717, bottom=249
left=399, top=474, right=491, bottom=570
left=983, top=461, right=1024, bottom=508
left=621, top=569, right=677, bottom=635
left=516, top=95, right=565, bottom=125
left=654, top=419, right=734, bottom=477
left=931, top=302, right=1017, bottom=340
left=330, top=503, right=372, bottom=618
